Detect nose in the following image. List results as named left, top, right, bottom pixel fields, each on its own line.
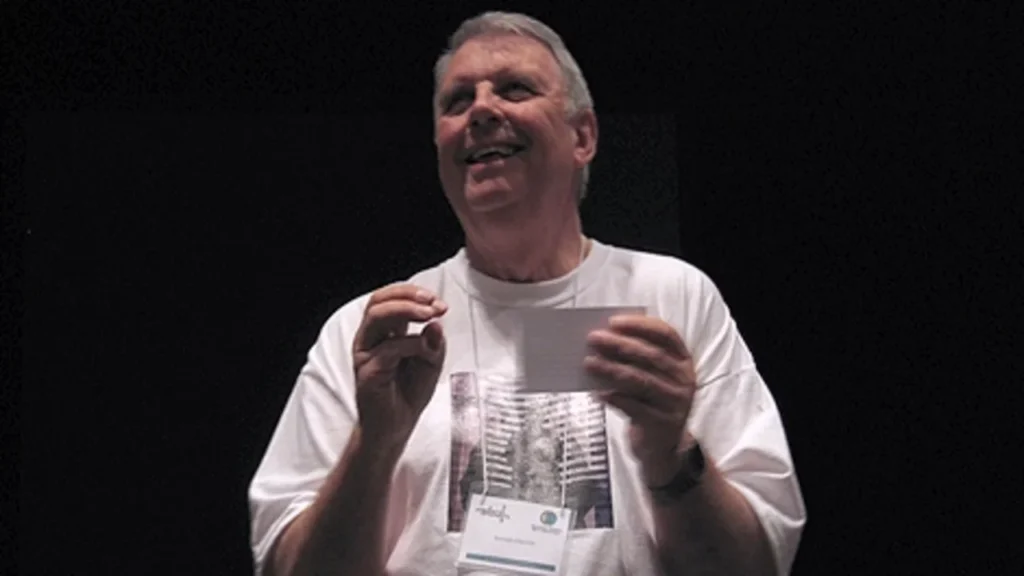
left=467, top=85, right=502, bottom=129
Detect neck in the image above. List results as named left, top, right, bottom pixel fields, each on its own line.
left=464, top=219, right=589, bottom=283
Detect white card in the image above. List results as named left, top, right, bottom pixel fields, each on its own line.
left=519, top=306, right=646, bottom=393
left=457, top=494, right=575, bottom=575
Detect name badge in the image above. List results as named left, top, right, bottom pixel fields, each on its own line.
left=457, top=494, right=574, bottom=575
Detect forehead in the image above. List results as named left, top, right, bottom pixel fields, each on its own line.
left=441, top=33, right=563, bottom=88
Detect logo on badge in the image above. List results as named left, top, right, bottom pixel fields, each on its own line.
left=476, top=503, right=511, bottom=523
left=540, top=511, right=558, bottom=526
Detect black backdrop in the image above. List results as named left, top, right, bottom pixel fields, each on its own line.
left=4, top=2, right=1020, bottom=575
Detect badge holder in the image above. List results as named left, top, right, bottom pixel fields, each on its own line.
left=457, top=492, right=575, bottom=575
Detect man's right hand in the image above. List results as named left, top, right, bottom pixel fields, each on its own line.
left=351, top=284, right=448, bottom=450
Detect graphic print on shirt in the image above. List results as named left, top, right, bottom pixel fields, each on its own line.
left=447, top=371, right=614, bottom=532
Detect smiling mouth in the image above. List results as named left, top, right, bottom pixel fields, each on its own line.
left=465, top=144, right=526, bottom=165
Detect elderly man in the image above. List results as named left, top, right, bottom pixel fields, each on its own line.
left=249, top=11, right=805, bottom=576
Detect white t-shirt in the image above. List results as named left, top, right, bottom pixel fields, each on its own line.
left=248, top=240, right=806, bottom=575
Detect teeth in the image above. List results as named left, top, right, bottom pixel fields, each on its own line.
left=468, top=145, right=520, bottom=162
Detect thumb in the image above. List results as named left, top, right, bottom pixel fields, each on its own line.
left=402, top=322, right=445, bottom=414
left=418, top=321, right=446, bottom=363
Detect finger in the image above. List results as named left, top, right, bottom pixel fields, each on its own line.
left=583, top=354, right=677, bottom=406
left=361, top=283, right=448, bottom=344
left=596, top=391, right=673, bottom=424
left=586, top=329, right=679, bottom=381
left=368, top=283, right=448, bottom=310
left=356, top=299, right=448, bottom=351
left=354, top=334, right=432, bottom=384
left=607, top=315, right=691, bottom=360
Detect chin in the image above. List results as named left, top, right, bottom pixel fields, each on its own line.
left=463, top=182, right=521, bottom=213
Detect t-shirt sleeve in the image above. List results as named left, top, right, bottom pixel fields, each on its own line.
left=247, top=301, right=365, bottom=576
left=681, top=271, right=807, bottom=576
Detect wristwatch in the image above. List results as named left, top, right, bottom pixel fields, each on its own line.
left=648, top=441, right=706, bottom=504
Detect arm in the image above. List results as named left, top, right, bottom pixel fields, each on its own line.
left=588, top=323, right=779, bottom=575
left=586, top=273, right=805, bottom=576
left=269, top=425, right=401, bottom=576
left=647, top=273, right=805, bottom=575
left=250, top=284, right=447, bottom=576
left=647, top=435, right=776, bottom=576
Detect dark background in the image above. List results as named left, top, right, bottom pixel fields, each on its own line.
left=4, top=1, right=1020, bottom=575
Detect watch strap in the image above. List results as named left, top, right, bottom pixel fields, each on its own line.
left=648, top=441, right=706, bottom=503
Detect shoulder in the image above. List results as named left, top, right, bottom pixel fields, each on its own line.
left=600, top=243, right=720, bottom=305
left=598, top=244, right=740, bottom=371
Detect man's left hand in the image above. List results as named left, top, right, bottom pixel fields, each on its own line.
left=584, top=314, right=696, bottom=487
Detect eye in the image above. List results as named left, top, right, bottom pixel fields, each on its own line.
left=442, top=89, right=473, bottom=114
left=502, top=81, right=534, bottom=100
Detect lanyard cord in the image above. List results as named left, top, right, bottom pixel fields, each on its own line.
left=469, top=237, right=588, bottom=508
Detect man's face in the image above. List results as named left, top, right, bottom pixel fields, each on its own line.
left=434, top=34, right=594, bottom=219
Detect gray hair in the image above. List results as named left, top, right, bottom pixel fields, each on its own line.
left=433, top=11, right=595, bottom=203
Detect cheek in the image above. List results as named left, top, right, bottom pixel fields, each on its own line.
left=440, top=165, right=462, bottom=189
left=436, top=158, right=467, bottom=201
left=437, top=163, right=462, bottom=198
left=434, top=125, right=460, bottom=161
left=434, top=138, right=462, bottom=181
left=519, top=118, right=564, bottom=158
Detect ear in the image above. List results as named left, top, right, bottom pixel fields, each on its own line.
left=570, top=108, right=598, bottom=168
